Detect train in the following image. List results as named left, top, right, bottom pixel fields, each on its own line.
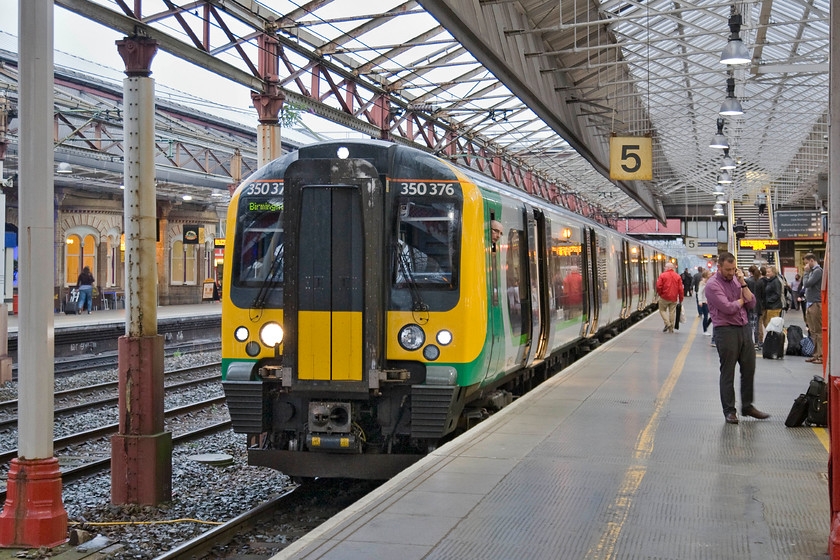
left=220, top=139, right=676, bottom=479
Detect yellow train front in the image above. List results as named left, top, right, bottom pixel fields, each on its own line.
left=222, top=139, right=670, bottom=479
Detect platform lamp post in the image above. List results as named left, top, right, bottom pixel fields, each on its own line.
left=0, top=0, right=68, bottom=548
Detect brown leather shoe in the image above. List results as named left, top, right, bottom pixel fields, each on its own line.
left=742, top=407, right=770, bottom=419
left=725, top=412, right=739, bottom=424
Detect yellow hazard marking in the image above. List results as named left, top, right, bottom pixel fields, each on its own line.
left=814, top=427, right=830, bottom=451
left=311, top=437, right=320, bottom=447
left=585, top=317, right=698, bottom=560
left=341, top=438, right=349, bottom=448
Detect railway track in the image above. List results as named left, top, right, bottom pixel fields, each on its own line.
left=0, top=362, right=222, bottom=428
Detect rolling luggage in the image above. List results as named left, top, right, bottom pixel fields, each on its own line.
left=64, top=288, right=79, bottom=315
left=762, top=331, right=785, bottom=360
left=806, top=375, right=828, bottom=427
left=785, top=394, right=809, bottom=427
left=785, top=325, right=804, bottom=355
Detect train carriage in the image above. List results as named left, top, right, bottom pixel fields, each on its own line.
left=222, top=139, right=675, bottom=479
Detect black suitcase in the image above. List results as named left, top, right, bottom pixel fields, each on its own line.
left=762, top=331, right=785, bottom=359
left=785, top=394, right=809, bottom=427
left=806, top=375, right=828, bottom=427
left=786, top=325, right=804, bottom=355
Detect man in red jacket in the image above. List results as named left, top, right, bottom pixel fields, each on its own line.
left=656, top=262, right=684, bottom=333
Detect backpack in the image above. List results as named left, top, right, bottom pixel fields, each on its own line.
left=800, top=336, right=815, bottom=357
left=786, top=325, right=804, bottom=355
left=806, top=375, right=828, bottom=426
left=762, top=331, right=785, bottom=360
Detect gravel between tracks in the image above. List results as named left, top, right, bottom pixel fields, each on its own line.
left=0, top=350, right=294, bottom=559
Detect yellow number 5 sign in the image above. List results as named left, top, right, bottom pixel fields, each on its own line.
left=609, top=136, right=652, bottom=180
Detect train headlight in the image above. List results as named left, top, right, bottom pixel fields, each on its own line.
left=398, top=324, right=425, bottom=351
left=423, top=345, right=440, bottom=361
left=260, top=322, right=284, bottom=347
left=234, top=326, right=249, bottom=342
left=436, top=330, right=453, bottom=346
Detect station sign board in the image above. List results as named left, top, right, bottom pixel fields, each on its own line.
left=685, top=237, right=718, bottom=255
left=609, top=136, right=652, bottom=181
left=775, top=210, right=823, bottom=239
left=738, top=239, right=779, bottom=251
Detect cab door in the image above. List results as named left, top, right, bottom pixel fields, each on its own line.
left=283, top=158, right=385, bottom=390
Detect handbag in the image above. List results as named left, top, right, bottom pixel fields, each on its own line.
left=800, top=336, right=815, bottom=357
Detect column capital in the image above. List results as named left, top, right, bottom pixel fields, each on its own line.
left=116, top=36, right=158, bottom=77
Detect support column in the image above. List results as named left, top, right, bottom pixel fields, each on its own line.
left=111, top=36, right=171, bottom=506
left=251, top=35, right=284, bottom=167
left=0, top=0, right=68, bottom=547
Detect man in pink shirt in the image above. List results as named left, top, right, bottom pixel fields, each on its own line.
left=705, top=252, right=770, bottom=424
left=656, top=262, right=684, bottom=333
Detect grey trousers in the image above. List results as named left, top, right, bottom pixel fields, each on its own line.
left=714, top=324, right=756, bottom=415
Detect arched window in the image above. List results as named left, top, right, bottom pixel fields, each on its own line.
left=171, top=240, right=197, bottom=285
left=83, top=234, right=96, bottom=272
left=65, top=234, right=81, bottom=285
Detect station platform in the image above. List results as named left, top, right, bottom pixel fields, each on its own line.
left=5, top=302, right=221, bottom=334
left=276, top=310, right=830, bottom=560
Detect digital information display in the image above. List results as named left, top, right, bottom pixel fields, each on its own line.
left=775, top=211, right=823, bottom=239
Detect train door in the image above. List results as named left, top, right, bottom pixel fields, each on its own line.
left=582, top=228, right=600, bottom=336
left=620, top=240, right=631, bottom=318
left=638, top=247, right=648, bottom=308
left=526, top=208, right=549, bottom=364
left=282, top=158, right=385, bottom=388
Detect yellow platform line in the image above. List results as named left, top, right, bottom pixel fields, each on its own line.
left=814, top=426, right=830, bottom=451
left=585, top=316, right=699, bottom=560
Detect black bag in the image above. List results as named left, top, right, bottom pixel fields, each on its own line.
left=674, top=303, right=682, bottom=330
left=785, top=325, right=804, bottom=355
left=762, top=331, right=785, bottom=359
left=785, top=394, right=809, bottom=427
left=806, top=375, right=828, bottom=427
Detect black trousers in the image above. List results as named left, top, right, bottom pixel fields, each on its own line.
left=714, top=324, right=756, bottom=415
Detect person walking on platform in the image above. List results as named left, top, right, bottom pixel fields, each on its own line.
left=705, top=252, right=770, bottom=424
left=681, top=268, right=693, bottom=297
left=697, top=269, right=712, bottom=335
left=656, top=262, right=683, bottom=333
left=76, top=266, right=95, bottom=315
left=802, top=253, right=823, bottom=364
left=693, top=266, right=704, bottom=314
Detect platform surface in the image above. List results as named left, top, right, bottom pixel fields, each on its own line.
left=275, top=309, right=830, bottom=560
left=6, top=303, right=221, bottom=333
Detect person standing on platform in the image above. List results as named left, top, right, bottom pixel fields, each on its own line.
left=705, top=252, right=770, bottom=424
left=761, top=266, right=784, bottom=328
left=745, top=265, right=762, bottom=350
left=693, top=266, right=704, bottom=314
left=656, top=262, right=683, bottom=333
left=789, top=273, right=801, bottom=311
left=802, top=253, right=823, bottom=365
left=76, top=266, right=95, bottom=315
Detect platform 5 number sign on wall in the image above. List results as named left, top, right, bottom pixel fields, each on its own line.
left=609, top=136, right=653, bottom=181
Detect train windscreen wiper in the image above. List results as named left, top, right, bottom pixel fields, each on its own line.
left=252, top=244, right=284, bottom=309
left=394, top=242, right=428, bottom=313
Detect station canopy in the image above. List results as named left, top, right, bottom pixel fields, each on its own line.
left=43, top=1, right=834, bottom=220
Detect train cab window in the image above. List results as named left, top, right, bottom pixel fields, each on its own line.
left=232, top=189, right=284, bottom=305
left=392, top=199, right=460, bottom=290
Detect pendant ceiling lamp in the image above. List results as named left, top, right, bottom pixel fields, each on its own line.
left=720, top=14, right=751, bottom=65
left=710, top=118, right=729, bottom=149
left=719, top=77, right=744, bottom=116
left=720, top=148, right=737, bottom=170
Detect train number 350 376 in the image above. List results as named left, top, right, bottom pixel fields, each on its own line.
left=398, top=182, right=455, bottom=196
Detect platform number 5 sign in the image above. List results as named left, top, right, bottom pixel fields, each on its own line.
left=609, top=136, right=652, bottom=181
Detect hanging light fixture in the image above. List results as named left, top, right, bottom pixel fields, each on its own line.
left=719, top=77, right=744, bottom=116
left=717, top=171, right=733, bottom=184
left=720, top=148, right=737, bottom=170
left=713, top=187, right=725, bottom=195
left=56, top=162, right=73, bottom=174
left=716, top=195, right=727, bottom=204
left=720, top=14, right=751, bottom=65
left=710, top=118, right=729, bottom=149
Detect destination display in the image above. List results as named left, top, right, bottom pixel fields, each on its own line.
left=775, top=210, right=823, bottom=239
